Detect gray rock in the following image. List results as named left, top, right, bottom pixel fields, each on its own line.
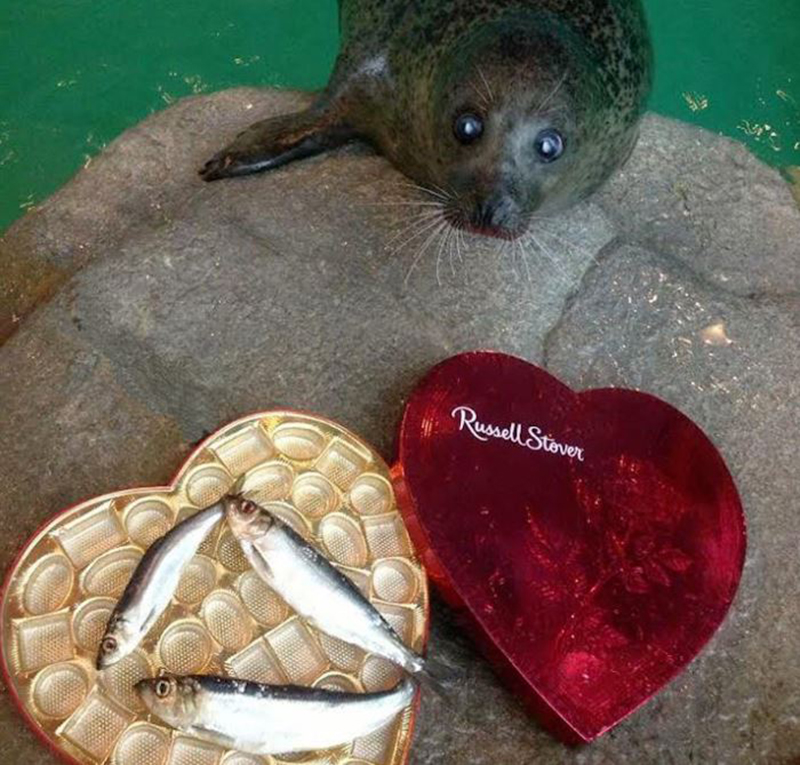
left=595, top=121, right=800, bottom=296
left=1, top=88, right=799, bottom=764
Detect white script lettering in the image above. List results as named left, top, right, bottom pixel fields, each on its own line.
left=451, top=405, right=585, bottom=462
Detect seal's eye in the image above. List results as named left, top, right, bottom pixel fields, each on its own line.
left=453, top=113, right=484, bottom=145
left=534, top=128, right=565, bottom=162
left=155, top=679, right=172, bottom=699
left=101, top=636, right=117, bottom=654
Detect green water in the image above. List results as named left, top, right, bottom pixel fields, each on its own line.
left=1, top=0, right=798, bottom=233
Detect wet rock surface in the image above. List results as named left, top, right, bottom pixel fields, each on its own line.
left=1, top=89, right=799, bottom=764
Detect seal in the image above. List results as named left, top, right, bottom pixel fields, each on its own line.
left=201, top=0, right=652, bottom=239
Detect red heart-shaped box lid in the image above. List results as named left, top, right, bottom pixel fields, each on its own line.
left=393, top=352, right=746, bottom=743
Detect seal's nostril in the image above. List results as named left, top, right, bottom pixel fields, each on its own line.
left=475, top=198, right=512, bottom=229
left=473, top=200, right=500, bottom=229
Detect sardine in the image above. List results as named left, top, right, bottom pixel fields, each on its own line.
left=96, top=502, right=224, bottom=669
left=136, top=673, right=416, bottom=754
left=224, top=495, right=429, bottom=678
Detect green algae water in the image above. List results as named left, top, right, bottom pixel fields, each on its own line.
left=0, top=0, right=798, bottom=233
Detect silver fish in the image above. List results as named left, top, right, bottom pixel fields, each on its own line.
left=136, top=673, right=416, bottom=754
left=224, top=496, right=427, bottom=676
left=96, top=502, right=224, bottom=669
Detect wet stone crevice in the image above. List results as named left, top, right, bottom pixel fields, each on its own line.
left=539, top=233, right=625, bottom=369
left=1, top=89, right=800, bottom=763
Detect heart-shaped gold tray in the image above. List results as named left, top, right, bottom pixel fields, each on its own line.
left=1, top=412, right=428, bottom=765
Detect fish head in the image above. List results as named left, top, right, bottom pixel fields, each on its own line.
left=224, top=494, right=274, bottom=541
left=136, top=673, right=200, bottom=728
left=96, top=614, right=140, bottom=670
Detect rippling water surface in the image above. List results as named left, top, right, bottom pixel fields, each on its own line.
left=0, top=0, right=797, bottom=231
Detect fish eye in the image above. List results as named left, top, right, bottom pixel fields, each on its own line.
left=155, top=678, right=172, bottom=698
left=241, top=500, right=258, bottom=516
left=101, top=636, right=117, bottom=654
left=453, top=112, right=484, bottom=145
left=534, top=128, right=565, bottom=162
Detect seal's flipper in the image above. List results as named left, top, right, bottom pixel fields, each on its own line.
left=200, top=109, right=356, bottom=181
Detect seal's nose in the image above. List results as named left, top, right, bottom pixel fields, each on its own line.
left=470, top=194, right=523, bottom=237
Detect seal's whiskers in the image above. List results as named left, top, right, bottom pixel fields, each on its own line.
left=434, top=223, right=449, bottom=286
left=398, top=181, right=451, bottom=202
left=383, top=210, right=443, bottom=251
left=380, top=180, right=469, bottom=287
left=403, top=217, right=449, bottom=287
left=530, top=218, right=600, bottom=269
left=497, top=238, right=521, bottom=284
left=455, top=227, right=466, bottom=270
left=535, top=70, right=569, bottom=115
left=476, top=66, right=495, bottom=107
left=385, top=209, right=446, bottom=254
left=367, top=200, right=446, bottom=207
left=515, top=237, right=534, bottom=285
left=427, top=181, right=460, bottom=208
left=448, top=225, right=463, bottom=279
left=526, top=231, right=571, bottom=284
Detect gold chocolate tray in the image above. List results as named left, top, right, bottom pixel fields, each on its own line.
left=0, top=412, right=428, bottom=765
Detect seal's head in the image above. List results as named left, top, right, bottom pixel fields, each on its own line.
left=136, top=673, right=200, bottom=729
left=224, top=494, right=274, bottom=541
left=396, top=12, right=648, bottom=239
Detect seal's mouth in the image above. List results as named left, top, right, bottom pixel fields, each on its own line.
left=445, top=208, right=528, bottom=241
left=459, top=221, right=527, bottom=241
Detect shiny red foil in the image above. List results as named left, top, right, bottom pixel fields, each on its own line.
left=393, top=352, right=746, bottom=743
